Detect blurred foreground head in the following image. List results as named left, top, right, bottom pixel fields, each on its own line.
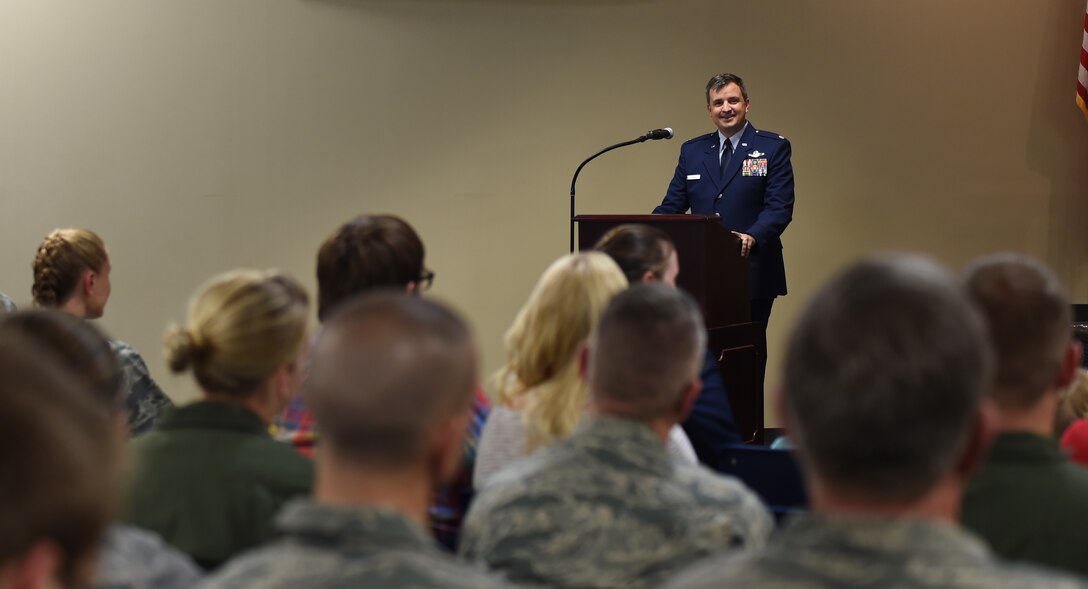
left=782, top=254, right=993, bottom=504
left=0, top=334, right=117, bottom=589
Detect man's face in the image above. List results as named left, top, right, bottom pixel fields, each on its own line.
left=706, top=83, right=749, bottom=137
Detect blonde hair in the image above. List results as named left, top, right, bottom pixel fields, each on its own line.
left=164, top=270, right=309, bottom=399
left=32, top=228, right=108, bottom=308
left=494, top=252, right=628, bottom=452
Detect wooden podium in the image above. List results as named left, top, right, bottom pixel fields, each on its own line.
left=574, top=214, right=767, bottom=443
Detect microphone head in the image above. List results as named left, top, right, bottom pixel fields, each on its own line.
left=646, top=128, right=674, bottom=140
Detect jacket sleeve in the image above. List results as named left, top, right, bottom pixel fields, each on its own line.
left=746, top=138, right=794, bottom=248
left=653, top=147, right=693, bottom=214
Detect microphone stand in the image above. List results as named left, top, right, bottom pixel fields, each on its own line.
left=569, top=135, right=653, bottom=253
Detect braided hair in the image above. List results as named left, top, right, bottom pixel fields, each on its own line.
left=32, top=229, right=108, bottom=308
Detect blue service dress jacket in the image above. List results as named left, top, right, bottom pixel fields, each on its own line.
left=654, top=123, right=795, bottom=299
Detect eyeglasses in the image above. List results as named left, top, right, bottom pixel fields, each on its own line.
left=417, top=269, right=435, bottom=291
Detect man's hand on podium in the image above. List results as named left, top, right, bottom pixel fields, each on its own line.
left=732, top=232, right=756, bottom=258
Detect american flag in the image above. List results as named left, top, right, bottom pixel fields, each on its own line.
left=1080, top=0, right=1088, bottom=121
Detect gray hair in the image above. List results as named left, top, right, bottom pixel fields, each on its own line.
left=783, top=254, right=993, bottom=502
left=588, top=283, right=706, bottom=420
left=963, top=253, right=1071, bottom=410
left=705, top=73, right=748, bottom=103
left=304, top=292, right=476, bottom=465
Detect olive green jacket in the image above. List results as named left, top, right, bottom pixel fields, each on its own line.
left=124, top=401, right=313, bottom=569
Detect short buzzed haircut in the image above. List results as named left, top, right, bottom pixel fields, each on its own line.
left=315, top=215, right=425, bottom=321
left=783, top=255, right=992, bottom=502
left=304, top=293, right=476, bottom=465
left=0, top=335, right=116, bottom=588
left=963, top=254, right=1072, bottom=410
left=589, top=284, right=706, bottom=420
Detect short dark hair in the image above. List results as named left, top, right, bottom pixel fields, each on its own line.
left=316, top=215, right=425, bottom=321
left=0, top=335, right=116, bottom=587
left=705, top=73, right=748, bottom=103
left=963, top=254, right=1071, bottom=410
left=594, top=224, right=675, bottom=284
left=0, top=310, right=123, bottom=413
left=589, top=284, right=706, bottom=420
left=305, top=293, right=475, bottom=466
left=783, top=255, right=992, bottom=503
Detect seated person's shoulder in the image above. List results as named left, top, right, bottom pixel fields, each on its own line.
left=204, top=535, right=507, bottom=589
left=984, top=561, right=1088, bottom=589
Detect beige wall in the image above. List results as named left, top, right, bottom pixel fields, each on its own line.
left=2, top=0, right=1086, bottom=422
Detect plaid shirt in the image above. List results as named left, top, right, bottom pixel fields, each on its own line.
left=271, top=388, right=491, bottom=551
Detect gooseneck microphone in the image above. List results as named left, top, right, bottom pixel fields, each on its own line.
left=569, top=128, right=674, bottom=252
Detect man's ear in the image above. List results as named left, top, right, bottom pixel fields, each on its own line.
left=404, top=282, right=418, bottom=296
left=954, top=399, right=997, bottom=479
left=640, top=270, right=656, bottom=284
left=675, top=379, right=703, bottom=423
left=429, top=410, right=470, bottom=485
left=1056, top=340, right=1083, bottom=390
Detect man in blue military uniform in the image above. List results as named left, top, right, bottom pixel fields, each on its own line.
left=654, top=73, right=794, bottom=326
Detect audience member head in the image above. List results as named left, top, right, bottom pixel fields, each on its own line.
left=594, top=224, right=679, bottom=286
left=305, top=294, right=476, bottom=489
left=164, top=270, right=310, bottom=422
left=316, top=214, right=429, bottom=321
left=963, top=254, right=1079, bottom=416
left=782, top=254, right=993, bottom=508
left=588, top=284, right=706, bottom=427
left=0, top=336, right=116, bottom=589
left=0, top=310, right=124, bottom=418
left=495, top=252, right=628, bottom=451
left=31, top=228, right=111, bottom=319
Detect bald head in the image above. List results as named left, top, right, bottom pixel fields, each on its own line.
left=963, top=253, right=1073, bottom=410
left=304, top=293, right=476, bottom=465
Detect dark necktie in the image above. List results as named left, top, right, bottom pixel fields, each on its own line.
left=720, top=139, right=733, bottom=178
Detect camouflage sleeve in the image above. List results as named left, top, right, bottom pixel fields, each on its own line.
left=110, top=341, right=174, bottom=436
left=733, top=486, right=774, bottom=548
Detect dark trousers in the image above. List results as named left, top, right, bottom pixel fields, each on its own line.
left=751, top=297, right=775, bottom=329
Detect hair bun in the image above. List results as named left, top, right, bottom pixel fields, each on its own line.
left=164, top=326, right=206, bottom=373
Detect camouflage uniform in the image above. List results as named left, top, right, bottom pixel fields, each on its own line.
left=459, top=415, right=772, bottom=589
left=200, top=500, right=508, bottom=589
left=109, top=340, right=173, bottom=435
left=664, top=513, right=1088, bottom=589
left=97, top=525, right=203, bottom=589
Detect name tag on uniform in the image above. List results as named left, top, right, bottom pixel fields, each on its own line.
left=686, top=174, right=701, bottom=180
left=742, top=159, right=768, bottom=177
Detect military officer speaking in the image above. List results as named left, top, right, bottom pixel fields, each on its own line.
left=654, top=73, right=795, bottom=327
